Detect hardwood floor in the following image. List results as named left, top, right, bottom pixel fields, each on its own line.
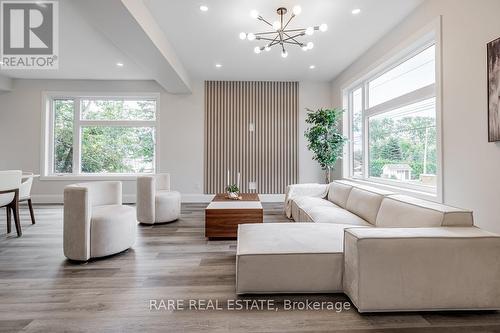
left=1, top=203, right=500, bottom=332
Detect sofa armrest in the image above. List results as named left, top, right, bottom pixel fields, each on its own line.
left=136, top=176, right=155, bottom=224
left=63, top=186, right=91, bottom=261
left=344, top=227, right=500, bottom=312
left=284, top=183, right=329, bottom=218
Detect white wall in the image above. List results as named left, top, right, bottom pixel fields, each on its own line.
left=299, top=81, right=334, bottom=183
left=0, top=74, right=13, bottom=92
left=0, top=79, right=330, bottom=202
left=331, top=0, right=500, bottom=233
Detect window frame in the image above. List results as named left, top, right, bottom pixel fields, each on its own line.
left=40, top=91, right=160, bottom=180
left=341, top=19, right=443, bottom=202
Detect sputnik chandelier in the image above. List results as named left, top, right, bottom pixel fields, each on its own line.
left=239, top=5, right=327, bottom=58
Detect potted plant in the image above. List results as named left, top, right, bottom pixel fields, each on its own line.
left=225, top=184, right=240, bottom=199
left=305, top=108, right=347, bottom=183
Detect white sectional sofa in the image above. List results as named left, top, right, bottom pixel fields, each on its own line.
left=236, top=180, right=500, bottom=312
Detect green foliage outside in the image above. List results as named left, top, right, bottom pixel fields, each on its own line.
left=54, top=100, right=155, bottom=174
left=304, top=108, right=347, bottom=182
left=369, top=115, right=436, bottom=179
left=54, top=100, right=74, bottom=173
left=81, top=100, right=155, bottom=121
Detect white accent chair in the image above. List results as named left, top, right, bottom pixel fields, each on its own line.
left=63, top=181, right=136, bottom=261
left=0, top=170, right=22, bottom=236
left=136, top=173, right=181, bottom=224
left=19, top=172, right=36, bottom=225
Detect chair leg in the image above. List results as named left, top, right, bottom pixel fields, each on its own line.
left=6, top=207, right=11, bottom=234
left=12, top=200, right=21, bottom=237
left=28, top=199, right=35, bottom=225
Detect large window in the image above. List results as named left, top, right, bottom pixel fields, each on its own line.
left=45, top=94, right=158, bottom=177
left=345, top=42, right=439, bottom=195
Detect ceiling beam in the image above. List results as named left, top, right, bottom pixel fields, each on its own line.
left=72, top=0, right=191, bottom=93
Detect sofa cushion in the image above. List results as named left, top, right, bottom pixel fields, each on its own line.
left=292, top=195, right=338, bottom=209
left=290, top=196, right=337, bottom=222
left=327, top=181, right=353, bottom=208
left=346, top=187, right=391, bottom=225
left=236, top=223, right=357, bottom=294
left=307, top=206, right=371, bottom=226
left=376, top=195, right=474, bottom=227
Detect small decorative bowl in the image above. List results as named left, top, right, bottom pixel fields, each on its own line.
left=227, top=192, right=242, bottom=200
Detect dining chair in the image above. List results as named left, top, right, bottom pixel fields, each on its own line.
left=0, top=170, right=22, bottom=236
left=19, top=172, right=36, bottom=225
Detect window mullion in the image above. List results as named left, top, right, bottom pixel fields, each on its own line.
left=73, top=98, right=81, bottom=175
left=48, top=98, right=55, bottom=174
left=365, top=84, right=435, bottom=118
left=362, top=84, right=369, bottom=180
left=348, top=91, right=353, bottom=178
left=78, top=120, right=156, bottom=127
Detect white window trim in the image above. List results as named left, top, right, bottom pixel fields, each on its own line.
left=341, top=17, right=443, bottom=202
left=40, top=91, right=161, bottom=181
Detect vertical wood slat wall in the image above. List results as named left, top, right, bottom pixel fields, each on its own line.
left=204, top=81, right=298, bottom=194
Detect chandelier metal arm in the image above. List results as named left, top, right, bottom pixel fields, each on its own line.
left=254, top=31, right=280, bottom=36
left=282, top=40, right=303, bottom=46
left=282, top=32, right=304, bottom=41
left=282, top=28, right=306, bottom=33
left=257, top=39, right=296, bottom=48
left=269, top=34, right=279, bottom=44
left=257, top=16, right=274, bottom=28
left=257, top=37, right=279, bottom=42
left=282, top=14, right=295, bottom=31
left=283, top=32, right=303, bottom=46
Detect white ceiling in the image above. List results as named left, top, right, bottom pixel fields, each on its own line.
left=1, top=0, right=149, bottom=80
left=144, top=0, right=423, bottom=81
left=1, top=0, right=423, bottom=84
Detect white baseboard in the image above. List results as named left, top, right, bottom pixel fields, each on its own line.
left=31, top=194, right=63, bottom=204
left=259, top=194, right=285, bottom=202
left=31, top=193, right=285, bottom=204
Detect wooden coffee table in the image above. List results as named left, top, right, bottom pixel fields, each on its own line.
left=205, top=193, right=263, bottom=239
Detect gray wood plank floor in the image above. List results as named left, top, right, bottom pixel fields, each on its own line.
left=1, top=203, right=500, bottom=333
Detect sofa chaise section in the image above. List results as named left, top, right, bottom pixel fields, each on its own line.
left=344, top=227, right=500, bottom=312
left=236, top=223, right=365, bottom=294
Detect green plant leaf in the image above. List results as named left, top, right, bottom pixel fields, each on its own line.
left=304, top=108, right=347, bottom=171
